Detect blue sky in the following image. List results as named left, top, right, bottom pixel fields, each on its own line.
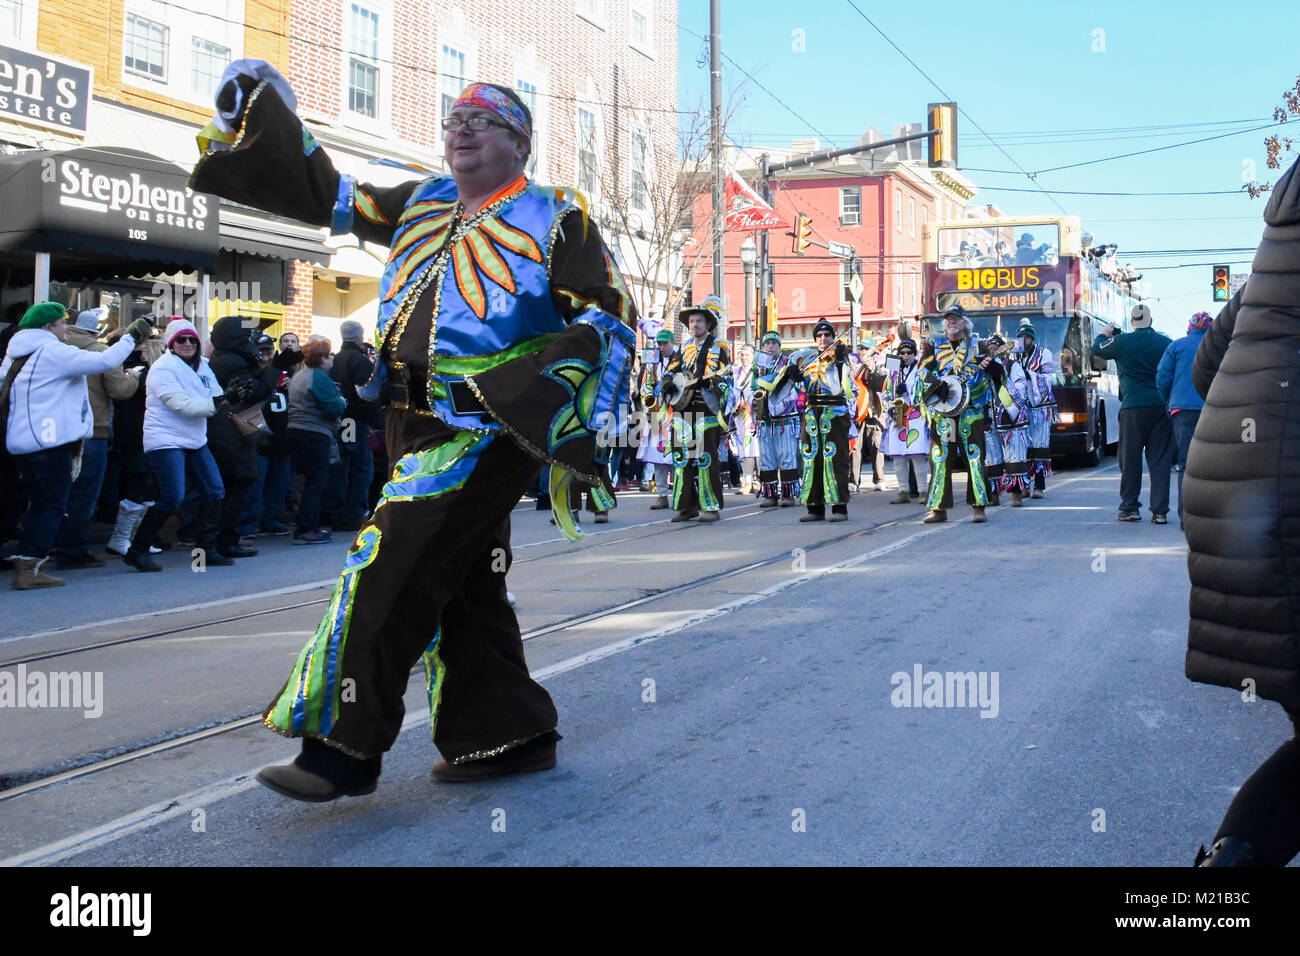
left=677, top=0, right=1299, bottom=335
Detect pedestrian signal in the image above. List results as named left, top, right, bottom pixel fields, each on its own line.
left=927, top=102, right=957, bottom=168
left=1212, top=264, right=1230, bottom=302
left=792, top=214, right=813, bottom=256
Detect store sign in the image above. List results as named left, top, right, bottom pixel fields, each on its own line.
left=0, top=44, right=93, bottom=136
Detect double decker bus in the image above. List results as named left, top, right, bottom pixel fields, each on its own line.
left=920, top=214, right=1139, bottom=464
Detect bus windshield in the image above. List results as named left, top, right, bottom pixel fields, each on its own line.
left=936, top=223, right=1061, bottom=270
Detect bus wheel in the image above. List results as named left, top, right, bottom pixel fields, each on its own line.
left=1084, top=417, right=1105, bottom=467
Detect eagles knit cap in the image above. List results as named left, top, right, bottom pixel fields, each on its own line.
left=813, top=318, right=835, bottom=337
left=760, top=330, right=782, bottom=347
left=340, top=320, right=365, bottom=344
left=163, top=316, right=200, bottom=348
left=1016, top=320, right=1037, bottom=338
left=19, top=302, right=67, bottom=329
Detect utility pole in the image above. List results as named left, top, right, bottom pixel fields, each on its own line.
left=758, top=153, right=771, bottom=337
left=709, top=0, right=724, bottom=302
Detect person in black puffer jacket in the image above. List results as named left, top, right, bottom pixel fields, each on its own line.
left=207, top=315, right=273, bottom=558
left=1184, top=155, right=1300, bottom=867
left=324, top=320, right=380, bottom=530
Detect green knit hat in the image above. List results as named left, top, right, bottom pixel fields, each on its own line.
left=655, top=329, right=674, bottom=343
left=19, top=302, right=67, bottom=330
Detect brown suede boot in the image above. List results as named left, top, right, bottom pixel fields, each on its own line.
left=11, top=556, right=66, bottom=590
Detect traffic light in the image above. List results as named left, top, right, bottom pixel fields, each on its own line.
left=1212, top=264, right=1230, bottom=302
left=927, top=102, right=957, bottom=168
left=792, top=213, right=813, bottom=256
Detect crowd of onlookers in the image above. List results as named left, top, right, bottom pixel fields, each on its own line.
left=1, top=303, right=386, bottom=589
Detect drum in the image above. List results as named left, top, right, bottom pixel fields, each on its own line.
left=926, top=373, right=970, bottom=418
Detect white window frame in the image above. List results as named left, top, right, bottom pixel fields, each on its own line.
left=435, top=30, right=478, bottom=159
left=575, top=102, right=603, bottom=202
left=515, top=78, right=545, bottom=182
left=629, top=124, right=652, bottom=213
left=191, top=35, right=231, bottom=102
left=575, top=0, right=606, bottom=30
left=895, top=188, right=903, bottom=233
left=910, top=269, right=917, bottom=312
left=629, top=0, right=654, bottom=58
left=909, top=197, right=916, bottom=238
left=895, top=267, right=904, bottom=310
left=0, top=0, right=38, bottom=46
left=340, top=0, right=392, bottom=134
left=121, top=1, right=243, bottom=109
left=839, top=186, right=861, bottom=227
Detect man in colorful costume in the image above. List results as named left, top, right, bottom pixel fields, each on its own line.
left=920, top=306, right=1013, bottom=524
left=851, top=340, right=887, bottom=492
left=191, top=64, right=636, bottom=799
left=752, top=330, right=801, bottom=507
left=657, top=297, right=730, bottom=522
left=1014, top=319, right=1056, bottom=498
left=881, top=337, right=931, bottom=504
left=789, top=319, right=857, bottom=522
left=636, top=328, right=677, bottom=510
left=985, top=333, right=1032, bottom=506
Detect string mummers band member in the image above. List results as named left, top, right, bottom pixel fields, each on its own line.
left=192, top=65, right=636, bottom=798
left=637, top=328, right=677, bottom=510
left=753, top=330, right=802, bottom=507
left=882, top=337, right=931, bottom=504
left=851, top=340, right=887, bottom=492
left=1015, top=320, right=1056, bottom=498
left=790, top=319, right=857, bottom=522
left=985, top=334, right=1031, bottom=506
left=658, top=296, right=730, bottom=523
left=920, top=306, right=1014, bottom=524
left=726, top=343, right=760, bottom=495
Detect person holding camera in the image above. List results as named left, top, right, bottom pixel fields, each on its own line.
left=1093, top=304, right=1174, bottom=523
left=2, top=303, right=152, bottom=588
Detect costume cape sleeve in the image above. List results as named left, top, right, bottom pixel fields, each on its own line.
left=190, top=75, right=415, bottom=248
left=466, top=211, right=637, bottom=495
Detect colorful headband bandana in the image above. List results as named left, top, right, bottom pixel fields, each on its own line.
left=1188, top=311, right=1213, bottom=332
left=451, top=83, right=532, bottom=140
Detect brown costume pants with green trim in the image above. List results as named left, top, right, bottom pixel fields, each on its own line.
left=263, top=410, right=556, bottom=761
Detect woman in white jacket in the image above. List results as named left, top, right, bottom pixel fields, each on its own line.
left=124, top=317, right=231, bottom=572
left=1, top=302, right=151, bottom=589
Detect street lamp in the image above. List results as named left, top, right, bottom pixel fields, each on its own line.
left=739, top=236, right=756, bottom=346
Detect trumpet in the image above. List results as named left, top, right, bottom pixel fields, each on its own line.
left=891, top=397, right=908, bottom=423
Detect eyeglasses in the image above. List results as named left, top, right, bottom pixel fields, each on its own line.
left=174, top=336, right=199, bottom=345
left=441, top=114, right=513, bottom=133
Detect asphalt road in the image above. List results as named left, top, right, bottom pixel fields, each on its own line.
left=0, top=461, right=1289, bottom=866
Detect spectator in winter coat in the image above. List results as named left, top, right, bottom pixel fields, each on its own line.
left=206, top=315, right=274, bottom=559
left=124, top=317, right=229, bottom=572
left=287, top=337, right=346, bottom=543
left=1155, top=310, right=1211, bottom=528
left=1093, top=304, right=1174, bottom=522
left=1, top=302, right=151, bottom=589
left=102, top=322, right=166, bottom=558
left=48, top=308, right=144, bottom=570
left=1183, top=157, right=1300, bottom=867
left=325, top=319, right=379, bottom=530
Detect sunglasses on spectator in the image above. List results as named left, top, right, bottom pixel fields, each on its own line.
left=173, top=335, right=200, bottom=345
left=441, top=114, right=513, bottom=133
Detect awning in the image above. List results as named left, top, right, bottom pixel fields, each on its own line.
left=0, top=145, right=218, bottom=275
left=219, top=202, right=334, bottom=266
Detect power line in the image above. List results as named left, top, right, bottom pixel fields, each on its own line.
left=840, top=0, right=1067, bottom=216
left=1031, top=122, right=1283, bottom=175
left=677, top=24, right=842, bottom=148
left=977, top=185, right=1247, bottom=197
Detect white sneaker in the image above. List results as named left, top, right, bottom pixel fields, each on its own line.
left=873, top=482, right=884, bottom=491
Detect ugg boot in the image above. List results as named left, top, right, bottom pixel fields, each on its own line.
left=106, top=500, right=146, bottom=556
left=12, top=556, right=66, bottom=590
left=125, top=504, right=171, bottom=572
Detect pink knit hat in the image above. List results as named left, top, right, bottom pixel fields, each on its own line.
left=163, top=316, right=200, bottom=348
left=1187, top=311, right=1213, bottom=332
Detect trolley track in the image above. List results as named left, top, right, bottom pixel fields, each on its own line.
left=0, top=509, right=921, bottom=800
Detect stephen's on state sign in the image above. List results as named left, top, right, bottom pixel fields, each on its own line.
left=0, top=44, right=93, bottom=136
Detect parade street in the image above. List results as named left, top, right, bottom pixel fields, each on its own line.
left=0, top=462, right=1280, bottom=867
